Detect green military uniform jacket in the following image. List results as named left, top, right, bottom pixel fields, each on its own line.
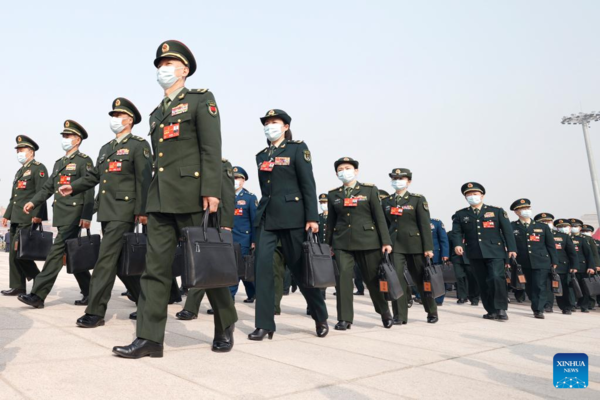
left=326, top=183, right=391, bottom=251
left=511, top=220, right=558, bottom=270
left=219, top=159, right=234, bottom=229
left=450, top=204, right=516, bottom=260
left=449, top=232, right=470, bottom=265
left=31, top=150, right=94, bottom=226
left=571, top=234, right=593, bottom=273
left=381, top=191, right=432, bottom=254
left=4, top=159, right=48, bottom=223
left=552, top=231, right=578, bottom=274
left=255, top=139, right=318, bottom=230
left=582, top=235, right=600, bottom=268
left=69, top=133, right=152, bottom=222
left=146, top=88, right=222, bottom=214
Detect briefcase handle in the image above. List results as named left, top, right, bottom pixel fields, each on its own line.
left=305, top=231, right=326, bottom=255
left=132, top=224, right=148, bottom=244
left=77, top=228, right=94, bottom=246
left=200, top=211, right=224, bottom=242
left=30, top=223, right=44, bottom=237
left=509, top=256, right=520, bottom=269
left=382, top=250, right=393, bottom=265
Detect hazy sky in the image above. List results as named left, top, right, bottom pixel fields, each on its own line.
left=2, top=0, right=600, bottom=230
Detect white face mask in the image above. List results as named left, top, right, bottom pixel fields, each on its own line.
left=264, top=123, right=284, bottom=142
left=571, top=227, right=581, bottom=234
left=466, top=195, right=482, bottom=206
left=391, top=179, right=407, bottom=191
left=519, top=209, right=533, bottom=219
left=234, top=180, right=241, bottom=190
left=62, top=137, right=75, bottom=151
left=157, top=66, right=183, bottom=89
left=337, top=169, right=356, bottom=184
left=110, top=117, right=125, bottom=134
left=558, top=227, right=571, bottom=234
left=16, top=152, right=28, bottom=164
left=320, top=203, right=328, bottom=212
left=547, top=223, right=554, bottom=230
left=582, top=231, right=592, bottom=237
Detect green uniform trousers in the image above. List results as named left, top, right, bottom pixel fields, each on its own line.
left=9, top=223, right=40, bottom=290
left=576, top=272, right=595, bottom=311
left=32, top=224, right=91, bottom=300
left=454, top=262, right=480, bottom=302
left=336, top=249, right=389, bottom=323
left=254, top=224, right=328, bottom=331
left=523, top=268, right=549, bottom=313
left=184, top=288, right=206, bottom=315
left=391, top=253, right=437, bottom=321
left=86, top=221, right=141, bottom=317
left=470, top=258, right=508, bottom=314
left=273, top=245, right=285, bottom=314
left=137, top=212, right=237, bottom=343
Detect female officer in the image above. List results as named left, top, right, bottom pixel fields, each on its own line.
left=326, top=157, right=393, bottom=330
left=249, top=109, right=328, bottom=341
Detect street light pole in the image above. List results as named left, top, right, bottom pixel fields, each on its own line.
left=562, top=112, right=600, bottom=226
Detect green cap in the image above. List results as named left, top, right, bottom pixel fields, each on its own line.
left=334, top=157, right=359, bottom=171
left=510, top=198, right=531, bottom=211
left=61, top=120, right=88, bottom=139
left=260, top=109, right=291, bottom=125
left=154, top=40, right=197, bottom=77
left=15, top=135, right=39, bottom=151
left=534, top=212, right=554, bottom=222
left=569, top=218, right=584, bottom=227
left=554, top=219, right=570, bottom=227
left=389, top=168, right=412, bottom=180
left=109, top=97, right=142, bottom=125
left=318, top=193, right=327, bottom=202
left=461, top=182, right=485, bottom=195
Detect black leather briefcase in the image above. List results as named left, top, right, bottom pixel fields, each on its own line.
left=570, top=273, right=583, bottom=299
left=17, top=223, right=53, bottom=261
left=441, top=262, right=456, bottom=283
left=403, top=264, right=415, bottom=287
left=581, top=274, right=600, bottom=297
left=423, top=259, right=445, bottom=299
left=302, top=232, right=336, bottom=289
left=378, top=252, right=403, bottom=301
left=243, top=249, right=255, bottom=282
left=234, top=242, right=244, bottom=278
left=118, top=225, right=147, bottom=277
left=509, top=257, right=526, bottom=290
left=171, top=240, right=184, bottom=278
left=181, top=212, right=238, bottom=289
left=65, top=229, right=101, bottom=274
left=550, top=271, right=563, bottom=296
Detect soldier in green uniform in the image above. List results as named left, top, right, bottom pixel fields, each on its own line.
left=382, top=168, right=437, bottom=324
left=327, top=158, right=393, bottom=330
left=509, top=199, right=558, bottom=319
left=569, top=219, right=597, bottom=312
left=450, top=182, right=516, bottom=321
left=448, top=214, right=480, bottom=305
left=535, top=215, right=578, bottom=314
left=318, top=193, right=328, bottom=243
left=249, top=109, right=328, bottom=341
left=112, top=40, right=237, bottom=358
left=57, top=98, right=152, bottom=328
left=582, top=224, right=600, bottom=307
left=176, top=158, right=235, bottom=321
left=19, top=120, right=94, bottom=308
left=1, top=136, right=48, bottom=296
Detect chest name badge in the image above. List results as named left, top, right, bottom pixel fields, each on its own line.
left=274, top=157, right=290, bottom=166
left=260, top=161, right=275, bottom=172
left=171, top=103, right=188, bottom=116
left=163, top=123, right=180, bottom=139
left=59, top=175, right=71, bottom=185
left=17, top=180, right=27, bottom=189
left=23, top=169, right=31, bottom=177
left=116, top=148, right=130, bottom=156
left=237, top=200, right=247, bottom=205
left=529, top=235, right=540, bottom=242
left=66, top=163, right=77, bottom=171
left=484, top=212, right=495, bottom=218
left=109, top=162, right=122, bottom=172
left=344, top=198, right=358, bottom=207
left=555, top=243, right=563, bottom=250
left=483, top=220, right=495, bottom=228
left=234, top=208, right=244, bottom=216
left=391, top=207, right=403, bottom=216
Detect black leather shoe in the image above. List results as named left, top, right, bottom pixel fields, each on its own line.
left=407, top=298, right=413, bottom=308
left=112, top=338, right=163, bottom=359
left=207, top=309, right=214, bottom=315
left=129, top=312, right=137, bottom=320
left=212, top=324, right=234, bottom=352
left=353, top=291, right=364, bottom=296
left=126, top=292, right=136, bottom=303
left=175, top=310, right=197, bottom=320
left=497, top=310, right=509, bottom=321
left=457, top=299, right=466, bottom=304
left=243, top=297, right=255, bottom=303
left=316, top=321, right=329, bottom=337
left=562, top=310, right=572, bottom=315
left=534, top=311, right=545, bottom=319
left=248, top=328, right=274, bottom=341
left=483, top=313, right=498, bottom=320
left=18, top=293, right=44, bottom=308
left=2, top=288, right=26, bottom=296
left=306, top=308, right=311, bottom=316
left=392, top=318, right=405, bottom=325
left=74, top=295, right=88, bottom=306
left=121, top=291, right=128, bottom=296
left=470, top=301, right=479, bottom=306
left=335, top=321, right=352, bottom=330
left=381, top=311, right=393, bottom=329
left=77, top=314, right=105, bottom=328
left=292, top=284, right=298, bottom=293
left=544, top=306, right=554, bottom=313
left=427, top=315, right=439, bottom=324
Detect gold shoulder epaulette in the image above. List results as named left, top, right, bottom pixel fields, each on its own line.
left=222, top=158, right=228, bottom=163
left=329, top=186, right=341, bottom=192
left=410, top=192, right=422, bottom=197
left=33, top=161, right=40, bottom=165
left=361, top=182, right=374, bottom=187
left=133, top=135, right=145, bottom=142
left=288, top=140, right=303, bottom=144
left=78, top=153, right=89, bottom=158
left=190, top=88, right=209, bottom=93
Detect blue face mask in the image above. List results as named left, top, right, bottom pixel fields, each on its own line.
left=16, top=152, right=28, bottom=164
left=466, top=195, right=481, bottom=206
left=519, top=209, right=533, bottom=219
left=337, top=169, right=356, bottom=184
left=391, top=179, right=407, bottom=191
left=61, top=138, right=75, bottom=151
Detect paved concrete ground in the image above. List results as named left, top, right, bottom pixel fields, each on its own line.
left=1, top=252, right=599, bottom=399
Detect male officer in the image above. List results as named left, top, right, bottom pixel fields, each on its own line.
left=450, top=182, right=516, bottom=321
left=112, top=40, right=237, bottom=358
left=535, top=215, right=578, bottom=314
left=569, top=219, right=597, bottom=312
left=19, top=120, right=94, bottom=308
left=382, top=168, right=436, bottom=324
left=582, top=225, right=600, bottom=307
left=2, top=136, right=48, bottom=295
left=509, top=199, right=558, bottom=319
left=58, top=98, right=152, bottom=328
left=431, top=218, right=449, bottom=306
left=448, top=219, right=480, bottom=305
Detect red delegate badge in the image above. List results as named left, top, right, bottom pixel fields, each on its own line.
left=59, top=176, right=71, bottom=185
left=260, top=161, right=275, bottom=172
left=555, top=243, right=562, bottom=250
left=529, top=235, right=540, bottom=242
left=344, top=198, right=358, bottom=207
left=391, top=207, right=403, bottom=216
left=234, top=208, right=243, bottom=216
left=109, top=162, right=122, bottom=172
left=17, top=181, right=27, bottom=189
left=482, top=221, right=495, bottom=228
left=163, top=123, right=180, bottom=139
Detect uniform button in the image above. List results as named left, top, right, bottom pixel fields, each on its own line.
left=54, top=200, right=57, bottom=203
left=347, top=213, right=350, bottom=216
left=194, top=172, right=199, bottom=177
left=159, top=167, right=164, bottom=172
left=159, top=138, right=163, bottom=143
left=160, top=124, right=164, bottom=128
left=105, top=170, right=108, bottom=173
left=14, top=194, right=17, bottom=197
left=125, top=196, right=129, bottom=201
left=73, top=202, right=77, bottom=206
left=267, top=180, right=270, bottom=183
left=13, top=201, right=16, bottom=204
left=159, top=153, right=163, bottom=157
left=295, top=197, right=299, bottom=201
left=395, top=229, right=398, bottom=232
left=478, top=233, right=481, bottom=235
left=107, top=159, right=110, bottom=162
left=102, top=190, right=106, bottom=194
left=246, top=231, right=249, bottom=234
left=177, top=119, right=181, bottom=123
left=479, top=239, right=482, bottom=241
left=55, top=191, right=58, bottom=194
left=529, top=251, right=532, bottom=253
left=103, top=180, right=107, bottom=183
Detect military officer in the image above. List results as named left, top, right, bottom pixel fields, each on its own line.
left=112, top=40, right=237, bottom=358
left=582, top=225, right=600, bottom=307
left=57, top=98, right=152, bottom=328
left=431, top=218, right=450, bottom=306
left=326, top=158, right=393, bottom=330
left=450, top=182, right=516, bottom=321
left=317, top=193, right=328, bottom=243
left=1, top=136, right=48, bottom=296
left=509, top=199, right=558, bottom=319
left=569, top=219, right=597, bottom=312
left=249, top=109, right=328, bottom=341
left=535, top=215, right=578, bottom=314
left=448, top=218, right=480, bottom=305
left=19, top=120, right=94, bottom=308
left=382, top=168, right=437, bottom=324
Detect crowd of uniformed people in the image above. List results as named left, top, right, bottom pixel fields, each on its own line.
left=3, top=40, right=599, bottom=359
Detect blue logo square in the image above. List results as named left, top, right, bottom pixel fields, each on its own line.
left=554, top=353, right=588, bottom=389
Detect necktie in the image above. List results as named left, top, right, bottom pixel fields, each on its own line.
left=395, top=194, right=402, bottom=205
left=345, top=187, right=352, bottom=198
left=268, top=145, right=275, bottom=157
left=112, top=140, right=117, bottom=149
left=524, top=223, right=529, bottom=228
left=162, top=97, right=171, bottom=114
left=474, top=208, right=479, bottom=215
